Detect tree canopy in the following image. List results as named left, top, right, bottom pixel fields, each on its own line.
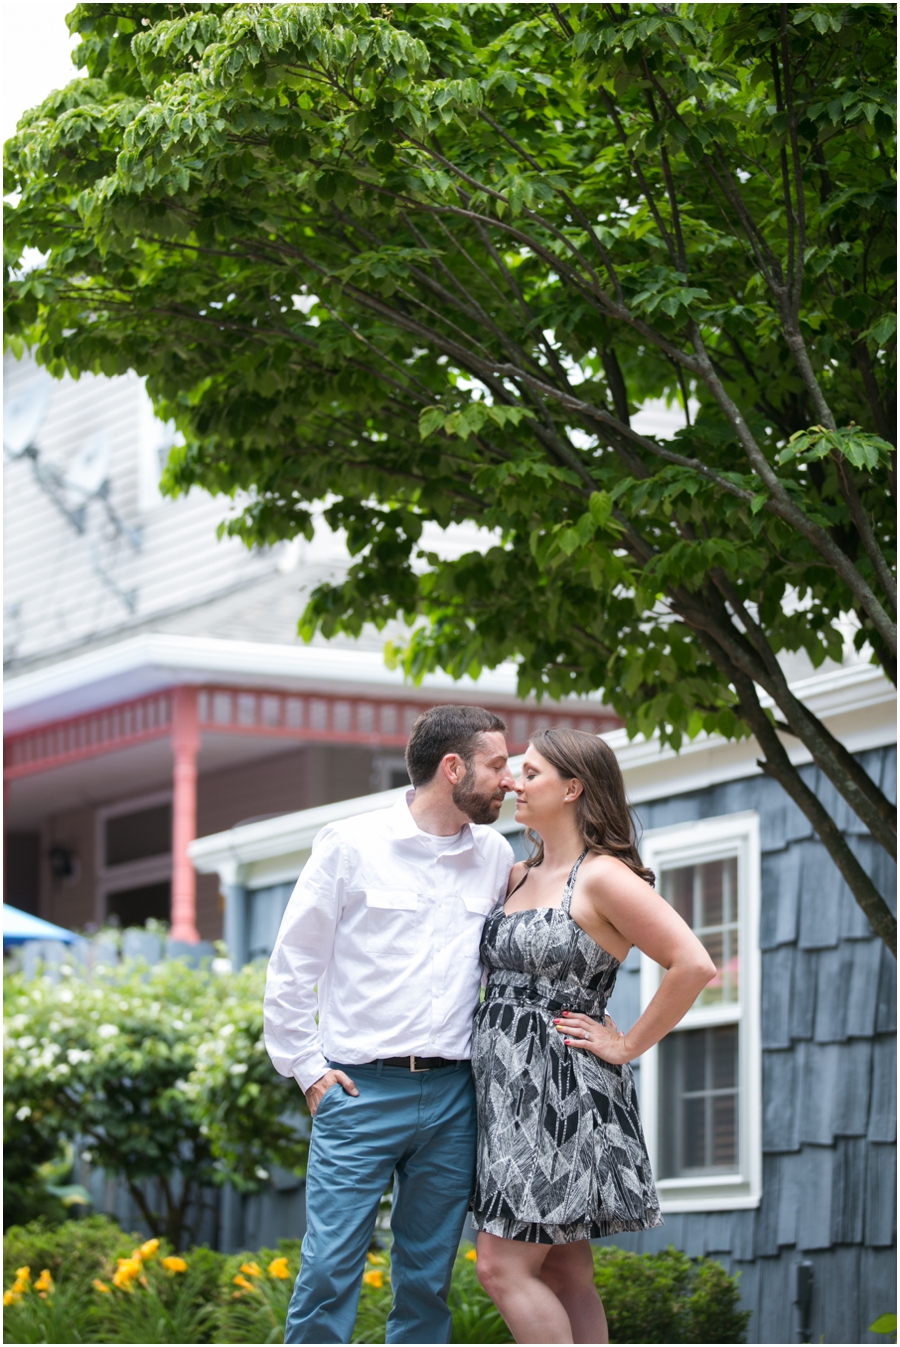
left=4, top=2, right=896, bottom=948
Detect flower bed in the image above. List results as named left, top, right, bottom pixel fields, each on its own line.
left=3, top=1216, right=749, bottom=1343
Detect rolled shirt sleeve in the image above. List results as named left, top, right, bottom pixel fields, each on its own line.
left=264, top=826, right=344, bottom=1094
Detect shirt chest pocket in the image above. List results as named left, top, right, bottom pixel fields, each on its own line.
left=365, top=889, right=419, bottom=956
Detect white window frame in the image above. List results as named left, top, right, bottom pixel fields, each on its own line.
left=95, top=790, right=173, bottom=923
left=638, top=810, right=761, bottom=1212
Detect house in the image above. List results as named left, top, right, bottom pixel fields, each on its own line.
left=3, top=352, right=618, bottom=942
left=190, top=661, right=896, bottom=1346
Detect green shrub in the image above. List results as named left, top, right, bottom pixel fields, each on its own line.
left=595, top=1245, right=751, bottom=1344
left=4, top=1216, right=138, bottom=1290
left=4, top=960, right=307, bottom=1248
left=3, top=1220, right=749, bottom=1345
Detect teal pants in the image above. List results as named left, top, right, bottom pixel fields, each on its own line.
left=284, top=1060, right=477, bottom=1344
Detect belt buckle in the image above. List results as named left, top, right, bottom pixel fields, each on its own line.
left=410, top=1055, right=429, bottom=1072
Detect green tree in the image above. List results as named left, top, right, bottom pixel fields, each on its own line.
left=4, top=3, right=896, bottom=948
left=3, top=959, right=308, bottom=1248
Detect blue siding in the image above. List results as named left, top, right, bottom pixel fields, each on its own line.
left=608, top=744, right=897, bottom=1344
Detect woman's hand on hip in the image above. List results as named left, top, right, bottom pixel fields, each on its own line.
left=553, top=1010, right=632, bottom=1065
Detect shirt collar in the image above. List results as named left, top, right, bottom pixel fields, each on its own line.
left=389, top=791, right=477, bottom=854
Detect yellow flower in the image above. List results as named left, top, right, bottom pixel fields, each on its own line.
left=15, top=1267, right=31, bottom=1283
left=362, top=1269, right=384, bottom=1289
left=33, top=1270, right=54, bottom=1294
left=140, top=1239, right=160, bottom=1261
left=267, top=1257, right=291, bottom=1280
left=366, top=1253, right=385, bottom=1266
left=4, top=1290, right=20, bottom=1306
left=112, top=1256, right=143, bottom=1291
left=93, top=1280, right=111, bottom=1294
left=464, top=1249, right=477, bottom=1262
left=240, top=1261, right=262, bottom=1277
left=161, top=1256, right=188, bottom=1274
left=232, top=1274, right=258, bottom=1293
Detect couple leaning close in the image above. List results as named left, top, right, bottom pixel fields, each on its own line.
left=264, top=706, right=716, bottom=1345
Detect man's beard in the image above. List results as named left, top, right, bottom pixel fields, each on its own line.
left=452, top=773, right=505, bottom=825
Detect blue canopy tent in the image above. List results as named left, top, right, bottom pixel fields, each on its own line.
left=3, top=904, right=79, bottom=947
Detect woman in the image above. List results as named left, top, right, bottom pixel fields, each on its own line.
left=471, top=728, right=716, bottom=1345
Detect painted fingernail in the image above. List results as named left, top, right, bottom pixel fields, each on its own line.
left=562, top=1010, right=569, bottom=1017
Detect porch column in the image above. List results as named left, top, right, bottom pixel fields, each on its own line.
left=170, top=686, right=200, bottom=943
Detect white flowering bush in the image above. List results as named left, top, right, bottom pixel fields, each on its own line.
left=4, top=959, right=308, bottom=1247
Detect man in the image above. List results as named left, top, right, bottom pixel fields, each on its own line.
left=265, top=704, right=516, bottom=1344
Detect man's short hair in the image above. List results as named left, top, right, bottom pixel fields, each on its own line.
left=405, top=705, right=507, bottom=788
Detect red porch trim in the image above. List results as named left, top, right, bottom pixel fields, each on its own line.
left=4, top=686, right=620, bottom=781
left=3, top=692, right=173, bottom=781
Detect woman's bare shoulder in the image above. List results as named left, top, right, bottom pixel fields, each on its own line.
left=506, top=860, right=529, bottom=896
left=580, top=851, right=655, bottom=899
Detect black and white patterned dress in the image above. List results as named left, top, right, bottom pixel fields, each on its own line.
left=470, top=853, right=663, bottom=1244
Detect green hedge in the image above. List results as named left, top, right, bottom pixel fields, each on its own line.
left=4, top=1216, right=750, bottom=1343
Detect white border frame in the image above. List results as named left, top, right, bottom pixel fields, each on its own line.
left=639, top=810, right=762, bottom=1212
left=95, top=789, right=173, bottom=923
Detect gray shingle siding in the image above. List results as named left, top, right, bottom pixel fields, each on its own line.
left=611, top=744, right=897, bottom=1344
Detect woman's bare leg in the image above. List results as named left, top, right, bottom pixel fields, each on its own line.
left=540, top=1242, right=608, bottom=1345
left=475, top=1232, right=573, bottom=1344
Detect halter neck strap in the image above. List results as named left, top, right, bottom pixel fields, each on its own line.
left=562, top=850, right=589, bottom=913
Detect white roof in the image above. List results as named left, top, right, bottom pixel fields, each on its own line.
left=3, top=631, right=607, bottom=735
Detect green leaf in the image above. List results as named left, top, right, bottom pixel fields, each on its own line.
left=589, top=491, right=613, bottom=528
left=418, top=406, right=447, bottom=439
left=861, top=313, right=896, bottom=347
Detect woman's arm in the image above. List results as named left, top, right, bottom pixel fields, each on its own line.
left=558, top=855, right=715, bottom=1065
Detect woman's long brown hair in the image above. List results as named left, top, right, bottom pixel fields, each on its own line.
left=524, top=728, right=655, bottom=886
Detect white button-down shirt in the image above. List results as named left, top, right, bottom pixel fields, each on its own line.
left=264, top=793, right=515, bottom=1092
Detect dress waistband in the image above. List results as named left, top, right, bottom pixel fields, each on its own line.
left=483, top=976, right=606, bottom=1020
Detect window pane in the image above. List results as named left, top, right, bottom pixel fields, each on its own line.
left=683, top=1030, right=707, bottom=1093
left=105, top=804, right=171, bottom=866
left=712, top=1094, right=737, bottom=1167
left=106, top=880, right=170, bottom=929
left=661, top=855, right=739, bottom=1006
left=712, top=1023, right=738, bottom=1089
left=700, top=860, right=723, bottom=928
left=658, top=1025, right=740, bottom=1177
left=662, top=866, right=694, bottom=925
left=684, top=1097, right=707, bottom=1169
